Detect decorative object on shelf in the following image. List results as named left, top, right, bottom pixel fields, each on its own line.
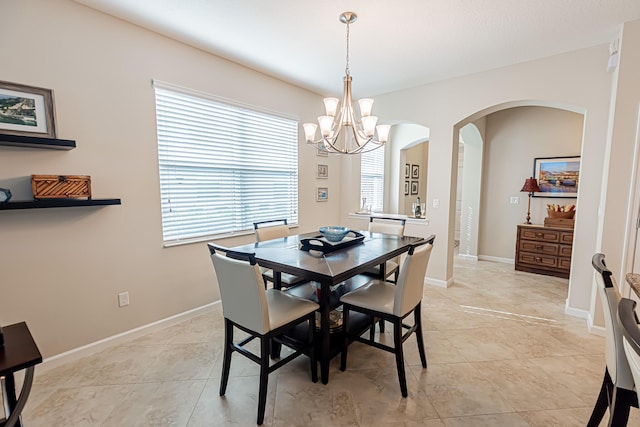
left=520, top=177, right=540, bottom=224
left=411, top=164, right=419, bottom=179
left=410, top=181, right=418, bottom=195
left=31, top=175, right=91, bottom=200
left=317, top=164, right=328, bottom=179
left=0, top=80, right=56, bottom=138
left=359, top=197, right=369, bottom=214
left=319, top=226, right=351, bottom=242
left=413, top=197, right=425, bottom=218
left=544, top=204, right=576, bottom=228
left=533, top=156, right=580, bottom=198
left=404, top=181, right=409, bottom=195
left=302, top=12, right=390, bottom=155
left=0, top=187, right=11, bottom=203
left=317, top=187, right=328, bottom=202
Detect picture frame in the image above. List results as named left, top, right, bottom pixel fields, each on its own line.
left=316, top=144, right=329, bottom=157
left=317, top=164, right=328, bottom=179
left=533, top=156, right=580, bottom=198
left=404, top=181, right=409, bottom=195
left=410, top=181, right=418, bottom=195
left=0, top=80, right=56, bottom=138
left=411, top=164, right=419, bottom=179
left=405, top=163, right=410, bottom=179
left=316, top=187, right=328, bottom=202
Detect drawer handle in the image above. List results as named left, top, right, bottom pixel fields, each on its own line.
left=536, top=245, right=543, bottom=250
left=535, top=233, right=543, bottom=237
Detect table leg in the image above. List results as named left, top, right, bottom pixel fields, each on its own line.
left=270, top=271, right=283, bottom=358
left=3, top=367, right=35, bottom=427
left=319, top=279, right=331, bottom=384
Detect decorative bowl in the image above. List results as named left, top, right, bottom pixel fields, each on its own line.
left=319, top=226, right=350, bottom=242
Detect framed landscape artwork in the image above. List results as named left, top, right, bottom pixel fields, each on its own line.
left=0, top=81, right=56, bottom=138
left=317, top=187, right=328, bottom=201
left=316, top=144, right=328, bottom=157
left=533, top=156, right=580, bottom=198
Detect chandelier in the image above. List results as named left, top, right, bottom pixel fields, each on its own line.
left=303, top=12, right=390, bottom=154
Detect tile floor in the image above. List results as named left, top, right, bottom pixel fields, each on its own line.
left=19, top=257, right=640, bottom=426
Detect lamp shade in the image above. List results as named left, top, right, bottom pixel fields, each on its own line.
left=520, top=177, right=540, bottom=193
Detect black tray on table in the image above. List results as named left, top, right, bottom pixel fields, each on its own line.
left=299, top=230, right=365, bottom=254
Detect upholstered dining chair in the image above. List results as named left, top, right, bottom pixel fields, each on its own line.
left=339, top=235, right=435, bottom=397
left=364, top=217, right=406, bottom=283
left=619, top=297, right=640, bottom=406
left=587, top=253, right=638, bottom=427
left=253, top=219, right=305, bottom=289
left=208, top=243, right=319, bottom=425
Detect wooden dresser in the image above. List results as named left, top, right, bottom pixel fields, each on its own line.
left=515, top=224, right=574, bottom=279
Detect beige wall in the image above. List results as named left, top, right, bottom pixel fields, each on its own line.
left=0, top=0, right=330, bottom=357
left=479, top=106, right=584, bottom=260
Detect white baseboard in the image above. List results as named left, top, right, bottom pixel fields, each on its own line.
left=456, top=254, right=478, bottom=261
left=478, top=255, right=515, bottom=264
left=564, top=300, right=604, bottom=336
left=587, top=316, right=606, bottom=337
left=425, top=276, right=453, bottom=288
left=40, top=301, right=220, bottom=372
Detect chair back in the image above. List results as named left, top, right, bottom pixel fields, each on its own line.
left=592, top=253, right=634, bottom=390
left=393, top=235, right=435, bottom=316
left=369, top=217, right=405, bottom=236
left=209, top=244, right=270, bottom=334
left=619, top=297, right=640, bottom=393
left=254, top=219, right=290, bottom=242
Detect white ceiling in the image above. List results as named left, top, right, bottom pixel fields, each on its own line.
left=74, top=0, right=640, bottom=98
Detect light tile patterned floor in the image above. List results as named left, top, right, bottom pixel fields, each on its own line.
left=20, top=258, right=640, bottom=426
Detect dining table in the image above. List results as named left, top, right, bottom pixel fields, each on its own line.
left=229, top=229, right=425, bottom=384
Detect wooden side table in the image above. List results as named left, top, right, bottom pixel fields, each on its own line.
left=0, top=322, right=42, bottom=427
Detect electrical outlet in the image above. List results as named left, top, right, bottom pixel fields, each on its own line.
left=432, top=198, right=440, bottom=208
left=118, top=292, right=129, bottom=307
left=510, top=196, right=520, bottom=205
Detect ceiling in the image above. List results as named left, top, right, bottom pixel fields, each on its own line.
left=74, top=0, right=640, bottom=98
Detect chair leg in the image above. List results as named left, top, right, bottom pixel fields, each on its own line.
left=257, top=336, right=270, bottom=425
left=393, top=318, right=408, bottom=398
left=587, top=369, right=612, bottom=427
left=309, top=314, right=318, bottom=383
left=340, top=307, right=350, bottom=371
left=379, top=319, right=385, bottom=333
left=608, top=386, right=634, bottom=427
left=414, top=303, right=427, bottom=368
left=219, top=318, right=233, bottom=396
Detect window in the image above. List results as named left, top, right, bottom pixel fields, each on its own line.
left=153, top=81, right=298, bottom=245
left=360, top=147, right=384, bottom=212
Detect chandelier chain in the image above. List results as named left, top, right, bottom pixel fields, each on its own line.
left=345, top=19, right=350, bottom=76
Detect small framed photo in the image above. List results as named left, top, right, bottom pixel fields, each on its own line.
left=405, top=163, right=410, bottom=179
left=411, top=164, right=420, bottom=179
left=317, top=164, right=328, bottom=179
left=404, top=181, right=409, bottom=195
left=316, top=144, right=329, bottom=157
left=0, top=80, right=57, bottom=138
left=410, top=181, right=419, bottom=195
left=533, top=156, right=580, bottom=198
left=317, top=187, right=328, bottom=201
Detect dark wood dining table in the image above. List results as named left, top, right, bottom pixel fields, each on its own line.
left=230, top=230, right=424, bottom=384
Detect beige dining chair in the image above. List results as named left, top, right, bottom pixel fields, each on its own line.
left=364, top=217, right=406, bottom=283
left=253, top=219, right=305, bottom=289
left=587, top=253, right=638, bottom=427
left=339, top=235, right=434, bottom=397
left=208, top=243, right=319, bottom=425
left=619, top=297, right=640, bottom=410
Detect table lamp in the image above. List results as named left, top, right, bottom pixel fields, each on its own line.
left=520, top=177, right=540, bottom=224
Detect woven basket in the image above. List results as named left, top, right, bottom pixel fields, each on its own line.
left=547, top=209, right=575, bottom=219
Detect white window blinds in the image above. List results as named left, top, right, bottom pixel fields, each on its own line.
left=360, top=147, right=384, bottom=212
left=153, top=82, right=298, bottom=245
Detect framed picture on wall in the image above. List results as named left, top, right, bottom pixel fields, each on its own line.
left=317, top=164, right=328, bottom=179
left=0, top=80, right=57, bottom=138
left=411, top=164, right=419, bottom=179
left=410, top=181, right=418, bottom=195
left=316, top=144, right=329, bottom=157
left=317, top=187, right=328, bottom=201
left=405, top=163, right=410, bottom=179
left=532, top=156, right=580, bottom=198
left=404, top=181, right=409, bottom=195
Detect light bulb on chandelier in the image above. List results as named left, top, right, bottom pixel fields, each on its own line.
left=303, top=12, right=390, bottom=154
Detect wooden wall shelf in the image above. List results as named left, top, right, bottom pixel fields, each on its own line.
left=0, top=134, right=76, bottom=150
left=0, top=199, right=121, bottom=210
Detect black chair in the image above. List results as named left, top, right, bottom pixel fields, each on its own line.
left=208, top=244, right=319, bottom=425
left=253, top=219, right=306, bottom=289
left=340, top=235, right=434, bottom=397
left=587, top=253, right=638, bottom=427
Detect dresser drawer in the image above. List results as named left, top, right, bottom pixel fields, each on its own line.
left=519, top=240, right=559, bottom=255
left=558, top=257, right=572, bottom=270
left=519, top=228, right=561, bottom=243
left=559, top=245, right=573, bottom=257
left=518, top=252, right=558, bottom=269
left=559, top=231, right=574, bottom=244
